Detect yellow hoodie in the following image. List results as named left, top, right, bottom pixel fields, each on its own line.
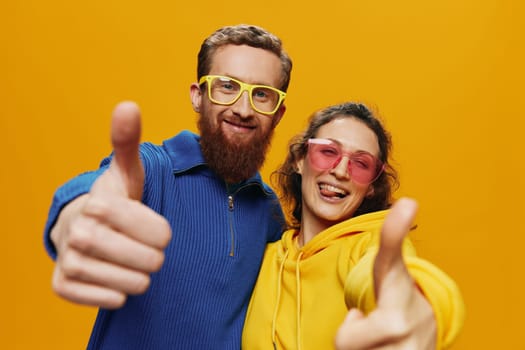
left=242, top=210, right=465, bottom=350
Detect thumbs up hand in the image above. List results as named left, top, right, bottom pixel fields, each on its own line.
left=335, top=198, right=436, bottom=350
left=50, top=102, right=172, bottom=309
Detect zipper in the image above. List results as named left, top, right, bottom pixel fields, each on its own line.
left=228, top=195, right=234, bottom=210
left=225, top=181, right=267, bottom=257
left=228, top=195, right=235, bottom=256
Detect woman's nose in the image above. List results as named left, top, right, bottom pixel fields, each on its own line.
left=330, top=156, right=351, bottom=179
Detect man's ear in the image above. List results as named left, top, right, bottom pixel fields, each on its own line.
left=190, top=83, right=202, bottom=113
left=271, top=104, right=286, bottom=128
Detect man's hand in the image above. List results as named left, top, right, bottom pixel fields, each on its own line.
left=335, top=198, right=436, bottom=350
left=50, top=101, right=172, bottom=309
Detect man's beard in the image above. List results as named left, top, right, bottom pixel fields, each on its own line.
left=198, top=115, right=274, bottom=183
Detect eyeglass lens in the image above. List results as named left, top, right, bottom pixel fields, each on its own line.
left=209, top=76, right=280, bottom=113
left=308, top=140, right=382, bottom=184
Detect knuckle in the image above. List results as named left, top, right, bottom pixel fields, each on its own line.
left=157, top=218, right=172, bottom=248
left=164, top=228, right=173, bottom=247
left=60, top=251, right=86, bottom=279
left=130, top=274, right=151, bottom=295
left=155, top=251, right=166, bottom=271
left=68, top=218, right=106, bottom=256
left=67, top=217, right=98, bottom=253
left=51, top=269, right=67, bottom=297
left=52, top=268, right=79, bottom=302
left=84, top=196, right=113, bottom=218
left=68, top=228, right=91, bottom=252
left=142, top=250, right=164, bottom=272
left=106, top=294, right=128, bottom=309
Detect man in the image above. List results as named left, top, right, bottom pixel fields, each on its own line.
left=45, top=24, right=292, bottom=349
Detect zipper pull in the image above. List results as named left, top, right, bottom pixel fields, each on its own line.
left=228, top=195, right=234, bottom=211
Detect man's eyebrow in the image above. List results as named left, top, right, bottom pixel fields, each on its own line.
left=220, top=74, right=277, bottom=87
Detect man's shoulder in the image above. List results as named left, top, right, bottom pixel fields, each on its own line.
left=162, top=130, right=199, bottom=146
left=161, top=130, right=200, bottom=154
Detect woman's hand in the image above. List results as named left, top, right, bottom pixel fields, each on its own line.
left=335, top=198, right=436, bottom=350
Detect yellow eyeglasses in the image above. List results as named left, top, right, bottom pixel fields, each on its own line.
left=199, top=75, right=286, bottom=115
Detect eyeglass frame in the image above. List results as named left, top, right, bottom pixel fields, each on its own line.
left=198, top=75, right=287, bottom=115
left=306, top=138, right=385, bottom=185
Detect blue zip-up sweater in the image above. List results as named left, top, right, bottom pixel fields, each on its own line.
left=44, top=130, right=285, bottom=349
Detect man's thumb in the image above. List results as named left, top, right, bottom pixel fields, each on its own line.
left=110, top=101, right=144, bottom=200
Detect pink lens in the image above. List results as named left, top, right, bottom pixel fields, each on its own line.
left=307, top=138, right=383, bottom=185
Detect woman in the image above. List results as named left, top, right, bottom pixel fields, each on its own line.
left=242, top=102, right=465, bottom=350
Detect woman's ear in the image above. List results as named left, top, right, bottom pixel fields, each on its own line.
left=295, top=158, right=304, bottom=175
left=366, top=185, right=375, bottom=198
left=190, top=83, right=202, bottom=112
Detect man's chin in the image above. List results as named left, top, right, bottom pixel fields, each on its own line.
left=199, top=115, right=272, bottom=183
left=221, top=127, right=256, bottom=145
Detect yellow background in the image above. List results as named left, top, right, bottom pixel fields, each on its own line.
left=3, top=0, right=524, bottom=348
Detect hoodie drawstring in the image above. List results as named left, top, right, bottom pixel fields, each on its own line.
left=272, top=250, right=289, bottom=349
left=271, top=249, right=305, bottom=350
left=296, top=252, right=304, bottom=350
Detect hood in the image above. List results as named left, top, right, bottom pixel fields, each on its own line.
left=278, top=209, right=388, bottom=260
left=270, top=209, right=388, bottom=350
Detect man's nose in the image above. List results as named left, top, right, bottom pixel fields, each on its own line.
left=231, top=91, right=255, bottom=118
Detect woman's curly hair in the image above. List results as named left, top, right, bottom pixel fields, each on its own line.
left=272, top=102, right=399, bottom=229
